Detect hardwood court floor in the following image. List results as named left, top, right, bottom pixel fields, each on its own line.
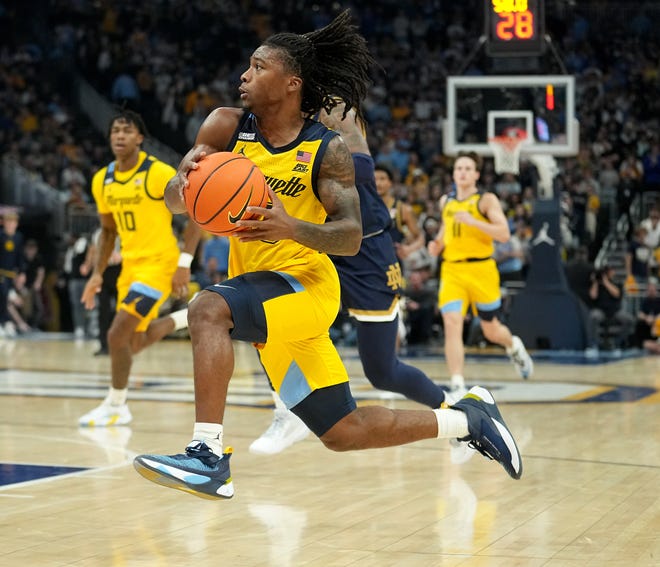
left=1, top=336, right=660, bottom=566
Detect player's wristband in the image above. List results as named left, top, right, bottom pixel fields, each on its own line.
left=178, top=252, right=194, bottom=268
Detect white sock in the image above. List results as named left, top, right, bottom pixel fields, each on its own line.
left=192, top=422, right=223, bottom=455
left=170, top=308, right=189, bottom=331
left=433, top=408, right=469, bottom=439
left=106, top=387, right=127, bottom=406
left=450, top=374, right=465, bottom=389
left=272, top=390, right=287, bottom=411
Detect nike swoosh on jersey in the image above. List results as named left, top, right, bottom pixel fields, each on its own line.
left=227, top=186, right=254, bottom=223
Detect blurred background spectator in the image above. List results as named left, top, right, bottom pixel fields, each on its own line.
left=0, top=209, right=25, bottom=336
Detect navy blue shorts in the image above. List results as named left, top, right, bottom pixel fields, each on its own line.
left=331, top=231, right=403, bottom=321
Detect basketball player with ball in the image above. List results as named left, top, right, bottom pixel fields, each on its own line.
left=134, top=10, right=524, bottom=500
left=249, top=102, right=477, bottom=462
left=79, top=109, right=201, bottom=427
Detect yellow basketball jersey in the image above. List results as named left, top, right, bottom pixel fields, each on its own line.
left=226, top=113, right=339, bottom=276
left=442, top=191, right=494, bottom=261
left=91, top=151, right=179, bottom=263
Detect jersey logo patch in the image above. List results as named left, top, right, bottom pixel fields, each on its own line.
left=296, top=150, right=312, bottom=163
left=292, top=163, right=308, bottom=173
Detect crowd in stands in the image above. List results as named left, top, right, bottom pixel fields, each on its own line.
left=1, top=1, right=660, bottom=351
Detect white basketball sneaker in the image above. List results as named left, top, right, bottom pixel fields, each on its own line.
left=78, top=401, right=132, bottom=427
left=507, top=336, right=533, bottom=379
left=249, top=409, right=310, bottom=455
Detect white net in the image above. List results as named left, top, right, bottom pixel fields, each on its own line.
left=488, top=131, right=530, bottom=175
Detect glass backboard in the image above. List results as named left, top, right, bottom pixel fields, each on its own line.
left=443, top=75, right=579, bottom=156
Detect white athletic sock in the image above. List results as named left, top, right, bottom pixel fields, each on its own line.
left=170, top=308, right=189, bottom=331
left=450, top=374, right=465, bottom=389
left=106, top=387, right=127, bottom=406
left=192, top=422, right=223, bottom=455
left=272, top=390, right=287, bottom=411
left=433, top=408, right=469, bottom=439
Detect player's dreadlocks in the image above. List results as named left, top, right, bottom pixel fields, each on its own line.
left=263, top=9, right=376, bottom=123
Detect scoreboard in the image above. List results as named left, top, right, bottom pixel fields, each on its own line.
left=485, top=0, right=545, bottom=56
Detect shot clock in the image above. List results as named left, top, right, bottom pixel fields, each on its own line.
left=485, top=0, right=545, bottom=56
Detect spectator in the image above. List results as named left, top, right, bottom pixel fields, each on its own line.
left=111, top=67, right=141, bottom=108
left=87, top=228, right=121, bottom=356
left=6, top=272, right=32, bottom=335
left=0, top=209, right=25, bottom=337
left=634, top=278, right=660, bottom=348
left=194, top=255, right=225, bottom=290
left=563, top=245, right=599, bottom=349
left=200, top=234, right=230, bottom=280
left=62, top=232, right=94, bottom=339
left=402, top=266, right=437, bottom=345
left=375, top=139, right=410, bottom=180
left=625, top=225, right=652, bottom=289
left=63, top=180, right=91, bottom=212
left=495, top=172, right=522, bottom=197
left=588, top=264, right=634, bottom=349
left=565, top=245, right=594, bottom=307
left=421, top=216, right=440, bottom=246
left=22, top=239, right=46, bottom=330
left=494, top=229, right=525, bottom=284
left=60, top=159, right=87, bottom=191
left=642, top=143, right=660, bottom=192
left=598, top=156, right=620, bottom=193
left=617, top=151, right=645, bottom=235
left=585, top=181, right=601, bottom=244
left=640, top=206, right=660, bottom=249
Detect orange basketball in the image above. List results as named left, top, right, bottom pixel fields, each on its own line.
left=184, top=152, right=268, bottom=235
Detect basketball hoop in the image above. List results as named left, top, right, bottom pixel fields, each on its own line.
left=488, top=128, right=530, bottom=175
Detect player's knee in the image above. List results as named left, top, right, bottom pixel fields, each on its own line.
left=107, top=330, right=131, bottom=353
left=188, top=291, right=231, bottom=332
left=319, top=432, right=354, bottom=452
left=362, top=359, right=392, bottom=389
left=480, top=319, right=500, bottom=341
left=107, top=316, right=135, bottom=349
left=442, top=312, right=463, bottom=332
left=318, top=411, right=363, bottom=452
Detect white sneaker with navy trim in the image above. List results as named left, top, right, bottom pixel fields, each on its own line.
left=452, top=386, right=523, bottom=479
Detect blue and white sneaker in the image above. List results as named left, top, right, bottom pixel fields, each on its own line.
left=133, top=441, right=234, bottom=499
left=452, top=386, right=523, bottom=479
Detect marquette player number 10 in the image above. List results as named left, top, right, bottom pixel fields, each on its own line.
left=485, top=0, right=545, bottom=56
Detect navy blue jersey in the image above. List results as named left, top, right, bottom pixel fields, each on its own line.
left=331, top=231, right=402, bottom=321
left=330, top=154, right=403, bottom=321
left=353, top=153, right=391, bottom=237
